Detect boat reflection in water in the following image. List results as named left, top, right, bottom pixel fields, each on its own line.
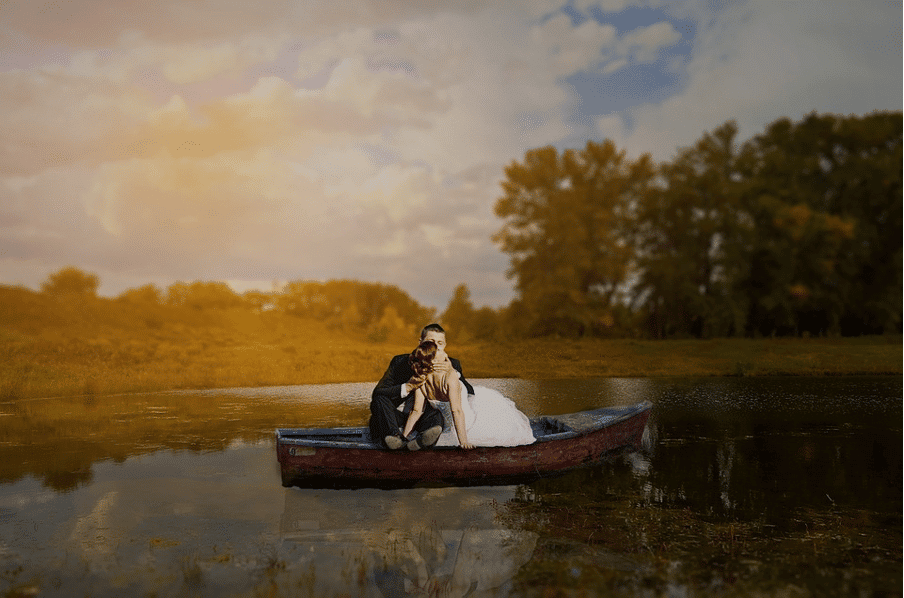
left=0, top=442, right=537, bottom=597
left=278, top=485, right=537, bottom=596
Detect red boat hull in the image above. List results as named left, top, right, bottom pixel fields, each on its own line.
left=277, top=402, right=652, bottom=488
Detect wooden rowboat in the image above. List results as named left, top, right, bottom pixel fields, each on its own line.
left=276, top=401, right=652, bottom=488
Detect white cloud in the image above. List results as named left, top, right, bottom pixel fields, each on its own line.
left=600, top=0, right=902, bottom=160
left=319, top=55, right=450, bottom=123
left=384, top=10, right=585, bottom=172
left=2, top=175, right=40, bottom=193
left=595, top=114, right=627, bottom=143
left=0, top=164, right=101, bottom=265
left=534, top=14, right=618, bottom=76
left=160, top=37, right=281, bottom=84
left=295, top=28, right=373, bottom=80
left=0, top=0, right=899, bottom=308
left=620, top=21, right=681, bottom=63
left=363, top=229, right=407, bottom=257
left=0, top=68, right=153, bottom=175
left=420, top=223, right=453, bottom=249
left=353, top=164, right=436, bottom=224
left=601, top=56, right=628, bottom=74
left=576, top=0, right=633, bottom=13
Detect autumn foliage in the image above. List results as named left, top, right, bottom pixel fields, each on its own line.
left=494, top=111, right=901, bottom=338
left=3, top=111, right=900, bottom=344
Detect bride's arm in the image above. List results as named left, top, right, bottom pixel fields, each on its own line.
left=401, top=386, right=426, bottom=439
left=447, top=375, right=474, bottom=449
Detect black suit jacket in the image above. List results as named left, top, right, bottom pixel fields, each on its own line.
left=372, top=353, right=475, bottom=408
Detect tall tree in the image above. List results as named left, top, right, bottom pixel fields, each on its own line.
left=736, top=112, right=901, bottom=336
left=632, top=121, right=745, bottom=338
left=494, top=140, right=655, bottom=337
left=828, top=112, right=902, bottom=334
left=441, top=283, right=477, bottom=342
left=276, top=279, right=434, bottom=338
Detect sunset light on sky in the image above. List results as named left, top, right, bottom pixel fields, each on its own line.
left=1, top=0, right=900, bottom=308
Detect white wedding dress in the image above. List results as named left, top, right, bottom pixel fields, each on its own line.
left=431, top=382, right=535, bottom=447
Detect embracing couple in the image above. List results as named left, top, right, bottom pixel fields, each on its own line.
left=369, top=323, right=536, bottom=451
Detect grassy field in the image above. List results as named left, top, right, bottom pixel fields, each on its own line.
left=1, top=285, right=900, bottom=400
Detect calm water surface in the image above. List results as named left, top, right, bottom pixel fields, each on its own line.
left=0, top=377, right=900, bottom=597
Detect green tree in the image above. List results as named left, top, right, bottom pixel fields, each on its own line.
left=276, top=280, right=330, bottom=319
left=826, top=111, right=902, bottom=334
left=494, top=140, right=655, bottom=337
left=633, top=121, right=746, bottom=338
left=471, top=306, right=502, bottom=341
left=441, top=284, right=477, bottom=342
left=736, top=112, right=901, bottom=336
left=276, top=279, right=435, bottom=339
left=40, top=266, right=99, bottom=298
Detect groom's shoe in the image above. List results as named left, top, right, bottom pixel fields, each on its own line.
left=407, top=425, right=443, bottom=451
left=384, top=435, right=404, bottom=450
left=420, top=425, right=443, bottom=448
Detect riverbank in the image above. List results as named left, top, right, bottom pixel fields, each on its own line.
left=1, top=328, right=899, bottom=400
left=1, top=284, right=899, bottom=399
left=457, top=335, right=903, bottom=379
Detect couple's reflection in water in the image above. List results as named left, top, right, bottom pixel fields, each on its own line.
left=279, top=485, right=537, bottom=597
left=374, top=525, right=536, bottom=597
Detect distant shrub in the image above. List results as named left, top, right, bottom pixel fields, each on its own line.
left=117, top=284, right=164, bottom=305
left=41, top=266, right=99, bottom=298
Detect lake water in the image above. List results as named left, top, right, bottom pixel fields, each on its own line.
left=0, top=377, right=900, bottom=597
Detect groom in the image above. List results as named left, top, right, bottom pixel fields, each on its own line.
left=370, top=323, right=475, bottom=450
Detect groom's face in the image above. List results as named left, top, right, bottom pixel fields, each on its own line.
left=422, top=331, right=447, bottom=358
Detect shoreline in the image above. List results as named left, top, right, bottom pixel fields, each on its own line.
left=2, top=336, right=900, bottom=401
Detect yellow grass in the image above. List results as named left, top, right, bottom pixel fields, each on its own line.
left=0, top=285, right=900, bottom=401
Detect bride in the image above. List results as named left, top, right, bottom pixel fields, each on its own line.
left=401, top=340, right=535, bottom=449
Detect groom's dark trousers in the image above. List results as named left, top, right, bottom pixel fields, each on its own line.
left=369, top=354, right=474, bottom=448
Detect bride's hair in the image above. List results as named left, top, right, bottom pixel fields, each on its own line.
left=409, top=339, right=438, bottom=378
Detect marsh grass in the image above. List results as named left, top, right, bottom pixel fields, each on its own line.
left=0, top=285, right=397, bottom=400
left=1, top=285, right=900, bottom=401
left=496, top=460, right=901, bottom=597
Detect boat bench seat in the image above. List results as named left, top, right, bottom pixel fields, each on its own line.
left=531, top=417, right=573, bottom=438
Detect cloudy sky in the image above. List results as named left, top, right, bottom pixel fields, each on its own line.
left=1, top=0, right=900, bottom=309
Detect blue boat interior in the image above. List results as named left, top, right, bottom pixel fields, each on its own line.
left=277, top=413, right=583, bottom=448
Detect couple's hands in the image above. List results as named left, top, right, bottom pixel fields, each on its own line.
left=430, top=357, right=453, bottom=375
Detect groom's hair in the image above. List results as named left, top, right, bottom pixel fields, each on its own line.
left=420, top=323, right=445, bottom=339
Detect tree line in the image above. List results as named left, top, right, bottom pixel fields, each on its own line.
left=31, top=111, right=900, bottom=341
left=38, top=268, right=437, bottom=342
left=495, top=111, right=901, bottom=338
